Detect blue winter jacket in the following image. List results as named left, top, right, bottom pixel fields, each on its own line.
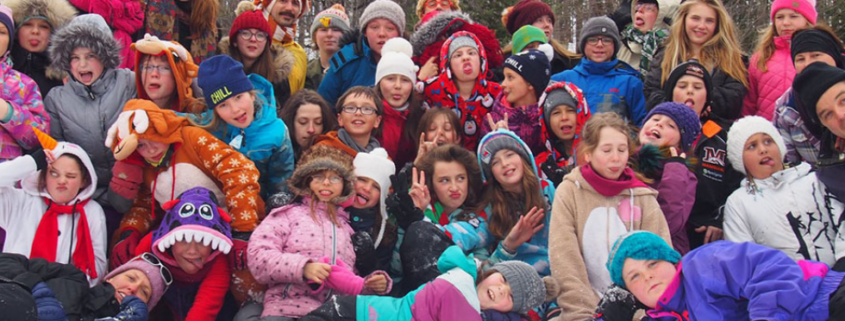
left=551, top=58, right=646, bottom=126
left=317, top=37, right=377, bottom=107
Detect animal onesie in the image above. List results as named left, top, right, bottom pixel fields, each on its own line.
left=131, top=34, right=202, bottom=113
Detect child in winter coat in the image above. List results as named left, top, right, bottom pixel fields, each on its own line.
left=548, top=113, right=670, bottom=321
left=535, top=81, right=592, bottom=187
left=132, top=34, right=203, bottom=113
left=68, top=0, right=144, bottom=69
left=0, top=5, right=49, bottom=163
left=741, top=0, right=816, bottom=120
left=411, top=10, right=503, bottom=81
left=723, top=116, right=845, bottom=267
left=617, top=0, right=679, bottom=76
left=306, top=4, right=352, bottom=91
left=0, top=130, right=106, bottom=286
left=347, top=148, right=397, bottom=277
left=195, top=55, right=295, bottom=199
left=551, top=16, right=646, bottom=126
left=301, top=246, right=559, bottom=321
left=136, top=187, right=234, bottom=321
left=422, top=31, right=502, bottom=151
left=634, top=102, right=701, bottom=254
left=312, top=86, right=383, bottom=157
left=317, top=0, right=405, bottom=106
left=591, top=231, right=845, bottom=321
left=481, top=47, right=553, bottom=154
left=278, top=89, right=338, bottom=163
left=245, top=145, right=391, bottom=319
left=7, top=0, right=76, bottom=97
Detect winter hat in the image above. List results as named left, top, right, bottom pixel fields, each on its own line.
left=447, top=34, right=479, bottom=59
left=793, top=62, right=845, bottom=138
left=288, top=145, right=356, bottom=204
left=607, top=231, right=680, bottom=289
left=578, top=16, right=621, bottom=58
left=49, top=14, right=121, bottom=71
left=229, top=2, right=273, bottom=40
left=477, top=129, right=537, bottom=183
left=376, top=38, right=418, bottom=85
left=152, top=187, right=233, bottom=268
left=0, top=5, right=14, bottom=53
left=771, top=0, right=817, bottom=25
left=540, top=84, right=579, bottom=125
left=105, top=253, right=171, bottom=309
left=353, top=148, right=395, bottom=248
left=502, top=0, right=555, bottom=35
left=791, top=28, right=845, bottom=69
left=5, top=0, right=77, bottom=30
left=512, top=25, right=547, bottom=54
left=644, top=102, right=703, bottom=150
left=662, top=59, right=713, bottom=111
left=0, top=281, right=37, bottom=320
left=726, top=116, right=787, bottom=175
left=415, top=0, right=462, bottom=19
left=310, top=4, right=351, bottom=37
left=503, top=48, right=553, bottom=99
left=197, top=55, right=253, bottom=108
left=490, top=260, right=556, bottom=315
left=359, top=0, right=405, bottom=37
left=132, top=33, right=201, bottom=113
left=106, top=99, right=190, bottom=161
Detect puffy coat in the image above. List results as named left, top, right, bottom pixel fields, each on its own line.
left=317, top=30, right=379, bottom=106
left=742, top=36, right=795, bottom=120
left=551, top=58, right=646, bottom=125
left=0, top=55, right=49, bottom=162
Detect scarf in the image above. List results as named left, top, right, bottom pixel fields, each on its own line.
left=30, top=198, right=97, bottom=279
left=581, top=164, right=648, bottom=197
left=337, top=128, right=380, bottom=154
left=621, top=25, right=670, bottom=76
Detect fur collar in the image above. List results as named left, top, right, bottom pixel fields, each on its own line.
left=410, top=11, right=473, bottom=57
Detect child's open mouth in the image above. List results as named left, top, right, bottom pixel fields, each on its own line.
left=356, top=192, right=370, bottom=205
left=487, top=289, right=495, bottom=301
left=462, top=63, right=473, bottom=75
left=79, top=71, right=94, bottom=83
left=351, top=120, right=366, bottom=127
left=684, top=99, right=696, bottom=108
left=635, top=18, right=645, bottom=27
left=759, top=156, right=774, bottom=166
left=503, top=168, right=516, bottom=177
left=234, top=114, right=248, bottom=124
left=319, top=190, right=334, bottom=196
left=560, top=125, right=573, bottom=134
left=649, top=129, right=662, bottom=139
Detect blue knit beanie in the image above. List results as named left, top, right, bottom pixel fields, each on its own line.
left=197, top=55, right=253, bottom=108
left=607, top=231, right=681, bottom=289
left=644, top=102, right=702, bottom=151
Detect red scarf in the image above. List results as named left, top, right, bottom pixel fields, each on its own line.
left=30, top=198, right=97, bottom=279
left=581, top=164, right=648, bottom=197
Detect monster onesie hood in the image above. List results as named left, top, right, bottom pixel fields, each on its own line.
left=151, top=187, right=233, bottom=267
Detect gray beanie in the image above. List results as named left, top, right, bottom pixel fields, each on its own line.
left=542, top=88, right=579, bottom=125
left=448, top=35, right=479, bottom=59
left=358, top=0, right=405, bottom=37
left=491, top=261, right=546, bottom=315
left=477, top=130, right=535, bottom=183
left=578, top=16, right=620, bottom=58
left=49, top=14, right=121, bottom=71
left=309, top=4, right=351, bottom=37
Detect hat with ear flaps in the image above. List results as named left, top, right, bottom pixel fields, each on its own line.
left=132, top=34, right=201, bottom=113
left=105, top=99, right=189, bottom=162
left=287, top=145, right=356, bottom=205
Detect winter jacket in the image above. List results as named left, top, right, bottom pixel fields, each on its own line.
left=551, top=58, right=646, bottom=126
left=638, top=241, right=845, bottom=321
left=741, top=36, right=795, bottom=120
left=141, top=0, right=216, bottom=64
left=377, top=99, right=417, bottom=169
left=422, top=31, right=502, bottom=151
left=317, top=30, right=379, bottom=107
left=617, top=0, right=679, bottom=74
left=817, top=133, right=845, bottom=202
left=311, top=130, right=379, bottom=159
left=641, top=154, right=697, bottom=255
left=305, top=58, right=325, bottom=91
left=410, top=11, right=503, bottom=72
left=218, top=37, right=295, bottom=108
left=357, top=245, right=483, bottom=321
left=534, top=82, right=591, bottom=179
left=69, top=0, right=144, bottom=69
left=0, top=55, right=49, bottom=162
left=479, top=92, right=543, bottom=154
left=10, top=46, right=62, bottom=98
left=0, top=144, right=107, bottom=287
left=423, top=203, right=491, bottom=259
left=549, top=166, right=670, bottom=321
left=248, top=198, right=391, bottom=318
left=774, top=88, right=821, bottom=164
left=689, top=118, right=743, bottom=230
left=45, top=68, right=137, bottom=205
left=0, top=253, right=122, bottom=321
left=644, top=49, right=747, bottom=120
left=724, top=162, right=845, bottom=266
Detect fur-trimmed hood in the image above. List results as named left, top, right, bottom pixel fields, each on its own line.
left=411, top=11, right=503, bottom=70
left=287, top=145, right=355, bottom=205
left=4, top=0, right=77, bottom=29
left=537, top=81, right=591, bottom=163
left=49, top=14, right=121, bottom=72
left=217, top=36, right=295, bottom=83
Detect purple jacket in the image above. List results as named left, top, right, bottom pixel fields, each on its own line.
left=648, top=160, right=696, bottom=254
left=0, top=56, right=49, bottom=161
left=644, top=241, right=844, bottom=321
left=480, top=92, right=543, bottom=155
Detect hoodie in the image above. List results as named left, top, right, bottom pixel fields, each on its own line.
left=534, top=82, right=591, bottom=177
left=551, top=58, right=646, bottom=125
left=132, top=34, right=201, bottom=113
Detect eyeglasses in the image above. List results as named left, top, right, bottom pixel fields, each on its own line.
left=586, top=36, right=614, bottom=45
left=238, top=30, right=268, bottom=41
left=141, top=64, right=172, bottom=75
left=341, top=106, right=378, bottom=115
left=311, top=173, right=343, bottom=184
left=425, top=0, right=452, bottom=8
left=635, top=3, right=658, bottom=13
left=132, top=252, right=173, bottom=287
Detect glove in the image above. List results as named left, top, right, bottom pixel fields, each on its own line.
left=352, top=231, right=378, bottom=276
left=32, top=282, right=66, bottom=321
left=323, top=258, right=365, bottom=295
left=110, top=160, right=145, bottom=201
left=540, top=156, right=570, bottom=187
left=110, top=229, right=141, bottom=270
left=229, top=232, right=250, bottom=270
left=592, top=285, right=638, bottom=321
left=96, top=295, right=149, bottom=321
left=28, top=148, right=48, bottom=171
left=386, top=163, right=424, bottom=230
left=608, top=0, right=633, bottom=33
left=833, top=257, right=845, bottom=272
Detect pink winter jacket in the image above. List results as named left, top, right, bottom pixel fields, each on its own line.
left=742, top=36, right=795, bottom=120
left=0, top=56, right=49, bottom=162
left=248, top=198, right=391, bottom=318
left=69, top=0, right=144, bottom=69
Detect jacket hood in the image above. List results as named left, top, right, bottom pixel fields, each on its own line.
left=22, top=142, right=98, bottom=203
left=151, top=187, right=233, bottom=267
left=537, top=81, right=591, bottom=163
left=411, top=11, right=503, bottom=70
left=217, top=36, right=296, bottom=83
left=49, top=14, right=121, bottom=72
left=631, top=0, right=679, bottom=31
left=740, top=162, right=813, bottom=192
left=477, top=128, right=540, bottom=181
left=575, top=57, right=640, bottom=76
left=563, top=166, right=659, bottom=197
left=288, top=145, right=356, bottom=204
left=107, top=99, right=189, bottom=161
left=438, top=31, right=491, bottom=78
left=220, top=74, right=287, bottom=151
left=132, top=34, right=202, bottom=113
left=4, top=0, right=77, bottom=30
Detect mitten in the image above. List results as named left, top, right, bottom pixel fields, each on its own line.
left=591, top=285, right=638, bottom=321
left=229, top=232, right=250, bottom=270
left=96, top=295, right=149, bottom=321
left=110, top=160, right=145, bottom=201
left=324, top=259, right=365, bottom=295
left=386, top=163, right=424, bottom=229
left=32, top=282, right=66, bottom=321
left=834, top=257, right=845, bottom=272
left=540, top=156, right=570, bottom=187
left=352, top=232, right=378, bottom=276
left=28, top=148, right=48, bottom=171
left=110, top=229, right=141, bottom=270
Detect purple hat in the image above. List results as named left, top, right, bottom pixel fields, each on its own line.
left=105, top=253, right=171, bottom=310
left=645, top=102, right=702, bottom=151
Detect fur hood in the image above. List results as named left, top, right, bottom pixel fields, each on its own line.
left=287, top=145, right=355, bottom=205
left=217, top=36, right=295, bottom=82
left=49, top=15, right=121, bottom=72
left=4, top=0, right=77, bottom=29
left=411, top=11, right=503, bottom=69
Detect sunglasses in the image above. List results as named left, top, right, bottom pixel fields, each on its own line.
left=132, top=252, right=173, bottom=287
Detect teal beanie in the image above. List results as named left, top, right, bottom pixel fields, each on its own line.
left=607, top=231, right=680, bottom=288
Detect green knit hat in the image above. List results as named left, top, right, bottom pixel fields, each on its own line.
left=607, top=231, right=680, bottom=289
left=512, top=25, right=547, bottom=54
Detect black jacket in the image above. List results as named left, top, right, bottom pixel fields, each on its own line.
left=10, top=45, right=62, bottom=98
left=689, top=117, right=744, bottom=229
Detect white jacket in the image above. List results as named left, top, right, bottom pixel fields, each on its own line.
left=724, top=162, right=845, bottom=266
left=0, top=142, right=107, bottom=286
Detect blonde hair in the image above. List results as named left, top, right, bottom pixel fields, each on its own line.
left=753, top=12, right=813, bottom=72
left=577, top=113, right=634, bottom=162
left=660, top=0, right=748, bottom=87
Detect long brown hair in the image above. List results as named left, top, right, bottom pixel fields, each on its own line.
left=754, top=12, right=813, bottom=72
left=280, top=89, right=338, bottom=152
left=375, top=80, right=425, bottom=146
left=415, top=144, right=483, bottom=213
left=229, top=39, right=279, bottom=83
left=190, top=0, right=218, bottom=36
left=482, top=156, right=544, bottom=240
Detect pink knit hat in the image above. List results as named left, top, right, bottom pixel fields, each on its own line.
left=770, top=0, right=817, bottom=25
left=105, top=253, right=171, bottom=310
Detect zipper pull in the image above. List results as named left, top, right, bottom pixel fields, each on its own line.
left=87, top=86, right=95, bottom=100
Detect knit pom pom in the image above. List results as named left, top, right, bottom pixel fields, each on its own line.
left=538, top=43, right=554, bottom=62
left=235, top=1, right=257, bottom=15
left=382, top=38, right=414, bottom=58
left=543, top=276, right=560, bottom=301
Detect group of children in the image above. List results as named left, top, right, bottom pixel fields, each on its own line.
left=0, top=0, right=843, bottom=320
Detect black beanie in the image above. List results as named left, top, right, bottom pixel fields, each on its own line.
left=503, top=48, right=552, bottom=100
left=793, top=62, right=845, bottom=137
left=663, top=60, right=713, bottom=110
left=791, top=29, right=845, bottom=69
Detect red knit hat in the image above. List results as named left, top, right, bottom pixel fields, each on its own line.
left=504, top=0, right=555, bottom=35
left=229, top=9, right=273, bottom=40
